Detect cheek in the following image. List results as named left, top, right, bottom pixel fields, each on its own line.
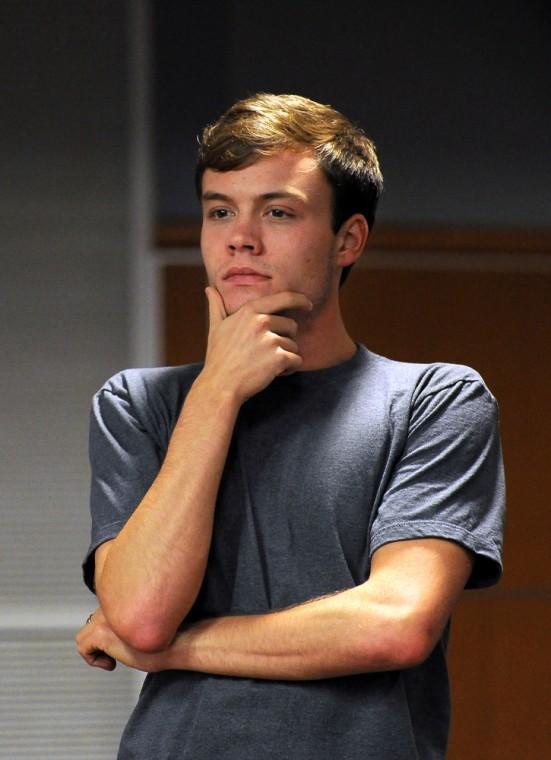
left=296, top=236, right=335, bottom=276
left=202, top=263, right=215, bottom=286
left=200, top=248, right=218, bottom=283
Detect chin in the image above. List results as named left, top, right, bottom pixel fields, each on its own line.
left=222, top=284, right=274, bottom=314
left=221, top=292, right=253, bottom=315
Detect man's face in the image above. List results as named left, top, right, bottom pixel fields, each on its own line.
left=200, top=149, right=342, bottom=316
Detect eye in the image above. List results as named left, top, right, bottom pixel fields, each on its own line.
left=266, top=208, right=293, bottom=219
left=206, top=207, right=234, bottom=220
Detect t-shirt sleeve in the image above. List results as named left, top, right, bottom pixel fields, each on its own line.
left=82, top=375, right=165, bottom=593
left=369, top=372, right=506, bottom=588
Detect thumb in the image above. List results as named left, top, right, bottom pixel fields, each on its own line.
left=205, top=286, right=227, bottom=328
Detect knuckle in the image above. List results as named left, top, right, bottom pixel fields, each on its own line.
left=275, top=347, right=290, bottom=368
left=255, top=313, right=270, bottom=331
left=242, top=301, right=256, bottom=315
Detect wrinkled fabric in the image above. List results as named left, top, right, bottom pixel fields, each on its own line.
left=83, top=346, right=505, bottom=760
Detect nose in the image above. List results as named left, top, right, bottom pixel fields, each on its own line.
left=227, top=219, right=263, bottom=256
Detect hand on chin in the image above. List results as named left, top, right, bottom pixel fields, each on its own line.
left=222, top=283, right=274, bottom=315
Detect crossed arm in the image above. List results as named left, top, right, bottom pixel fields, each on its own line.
left=76, top=287, right=473, bottom=679
left=77, top=537, right=472, bottom=679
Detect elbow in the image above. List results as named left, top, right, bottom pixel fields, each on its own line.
left=390, top=625, right=436, bottom=669
left=98, top=595, right=179, bottom=653
left=115, top=622, right=176, bottom=654
left=112, top=614, right=177, bottom=654
left=354, top=608, right=439, bottom=672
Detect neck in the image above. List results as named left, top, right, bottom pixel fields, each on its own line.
left=294, top=301, right=357, bottom=371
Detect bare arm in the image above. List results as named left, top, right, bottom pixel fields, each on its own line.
left=94, top=288, right=312, bottom=652
left=78, top=538, right=473, bottom=677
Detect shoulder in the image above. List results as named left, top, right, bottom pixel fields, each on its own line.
left=355, top=347, right=500, bottom=439
left=97, top=363, right=203, bottom=403
left=91, top=363, right=204, bottom=442
left=361, top=346, right=486, bottom=388
left=360, top=346, right=496, bottom=405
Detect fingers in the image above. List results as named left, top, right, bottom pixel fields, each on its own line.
left=277, top=342, right=303, bottom=370
left=205, top=288, right=312, bottom=327
left=77, top=634, right=117, bottom=671
left=264, top=335, right=300, bottom=362
left=264, top=315, right=299, bottom=340
left=76, top=609, right=117, bottom=672
left=86, top=650, right=117, bottom=671
left=205, top=286, right=227, bottom=328
left=200, top=288, right=312, bottom=403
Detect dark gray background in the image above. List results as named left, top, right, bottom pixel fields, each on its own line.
left=154, top=0, right=551, bottom=227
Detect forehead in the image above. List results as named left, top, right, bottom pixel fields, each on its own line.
left=201, top=149, right=332, bottom=203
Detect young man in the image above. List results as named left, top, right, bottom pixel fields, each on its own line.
left=77, top=94, right=505, bottom=759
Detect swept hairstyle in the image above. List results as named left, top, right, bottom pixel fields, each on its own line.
left=196, top=93, right=383, bottom=284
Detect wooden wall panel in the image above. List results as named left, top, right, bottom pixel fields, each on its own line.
left=163, top=264, right=207, bottom=365
left=161, top=254, right=551, bottom=759
left=447, top=596, right=551, bottom=759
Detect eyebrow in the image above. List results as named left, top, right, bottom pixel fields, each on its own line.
left=201, top=190, right=307, bottom=203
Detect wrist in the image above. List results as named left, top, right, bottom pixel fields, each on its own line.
left=191, top=370, right=244, bottom=412
left=163, top=628, right=192, bottom=672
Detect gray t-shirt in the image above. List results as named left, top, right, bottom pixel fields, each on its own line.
left=83, top=346, right=505, bottom=760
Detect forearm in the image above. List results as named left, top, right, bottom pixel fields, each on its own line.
left=81, top=586, right=395, bottom=678
left=162, top=585, right=424, bottom=680
left=97, top=375, right=240, bottom=651
left=153, top=540, right=470, bottom=680
left=80, top=540, right=470, bottom=679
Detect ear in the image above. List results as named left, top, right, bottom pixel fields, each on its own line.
left=334, top=214, right=369, bottom=268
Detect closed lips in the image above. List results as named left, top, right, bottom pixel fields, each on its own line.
left=223, top=268, right=271, bottom=279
